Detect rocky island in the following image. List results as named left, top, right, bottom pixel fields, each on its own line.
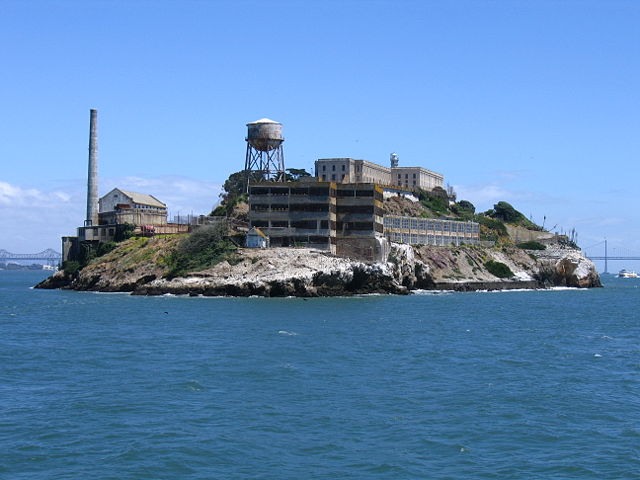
left=37, top=195, right=601, bottom=296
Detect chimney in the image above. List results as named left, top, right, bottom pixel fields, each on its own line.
left=85, top=109, right=98, bottom=226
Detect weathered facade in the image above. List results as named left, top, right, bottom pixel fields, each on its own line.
left=391, top=167, right=443, bottom=191
left=314, top=158, right=443, bottom=191
left=99, top=188, right=168, bottom=226
left=248, top=181, right=388, bottom=261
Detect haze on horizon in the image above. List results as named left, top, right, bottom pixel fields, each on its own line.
left=1, top=0, right=638, bottom=272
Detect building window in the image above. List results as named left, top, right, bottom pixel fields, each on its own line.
left=342, top=174, right=346, bottom=180
left=322, top=165, right=326, bottom=171
left=331, top=174, right=336, bottom=180
left=332, top=165, right=336, bottom=171
left=405, top=174, right=408, bottom=179
left=342, top=165, right=345, bottom=171
left=322, top=174, right=326, bottom=181
left=398, top=175, right=401, bottom=180
left=413, top=173, right=416, bottom=178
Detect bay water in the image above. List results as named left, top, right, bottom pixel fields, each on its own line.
left=1, top=271, right=638, bottom=479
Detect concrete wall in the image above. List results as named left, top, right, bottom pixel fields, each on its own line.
left=99, top=210, right=167, bottom=226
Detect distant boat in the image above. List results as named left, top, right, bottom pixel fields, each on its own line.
left=617, top=269, right=638, bottom=278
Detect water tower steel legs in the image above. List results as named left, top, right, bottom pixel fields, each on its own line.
left=244, top=143, right=285, bottom=191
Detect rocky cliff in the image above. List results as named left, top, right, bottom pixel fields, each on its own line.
left=36, top=236, right=601, bottom=296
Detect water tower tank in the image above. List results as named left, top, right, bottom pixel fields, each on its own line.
left=246, top=118, right=284, bottom=152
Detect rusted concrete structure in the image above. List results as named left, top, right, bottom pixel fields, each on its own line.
left=249, top=182, right=336, bottom=251
left=248, top=181, right=389, bottom=261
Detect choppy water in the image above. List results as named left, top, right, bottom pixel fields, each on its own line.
left=1, top=271, right=638, bottom=479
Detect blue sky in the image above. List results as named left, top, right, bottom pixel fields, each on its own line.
left=0, top=0, right=638, bottom=270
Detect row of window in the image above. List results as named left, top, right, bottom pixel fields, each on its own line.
left=384, top=216, right=480, bottom=233
left=387, top=232, right=479, bottom=246
left=321, top=164, right=347, bottom=172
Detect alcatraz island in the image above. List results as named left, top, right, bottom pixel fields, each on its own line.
left=36, top=111, right=601, bottom=296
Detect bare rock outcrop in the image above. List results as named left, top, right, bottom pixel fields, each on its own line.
left=37, top=240, right=601, bottom=296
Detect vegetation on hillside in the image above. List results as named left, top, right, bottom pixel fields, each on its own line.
left=517, top=241, right=546, bottom=250
left=164, top=223, right=238, bottom=278
left=61, top=223, right=138, bottom=275
left=484, top=260, right=514, bottom=278
left=484, top=201, right=543, bottom=231
left=212, top=168, right=313, bottom=218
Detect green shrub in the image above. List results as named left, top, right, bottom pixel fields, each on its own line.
left=452, top=200, right=475, bottom=218
left=484, top=260, right=514, bottom=278
left=62, top=260, right=81, bottom=275
left=115, top=223, right=136, bottom=242
left=517, top=241, right=546, bottom=250
left=492, top=201, right=521, bottom=222
left=95, top=241, right=117, bottom=257
left=165, top=223, right=237, bottom=278
left=417, top=188, right=451, bottom=216
left=475, top=216, right=508, bottom=240
left=487, top=201, right=543, bottom=231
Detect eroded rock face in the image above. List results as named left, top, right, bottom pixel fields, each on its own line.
left=554, top=252, right=602, bottom=288
left=36, top=242, right=602, bottom=296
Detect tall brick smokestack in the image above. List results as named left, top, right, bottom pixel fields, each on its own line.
left=86, top=109, right=98, bottom=226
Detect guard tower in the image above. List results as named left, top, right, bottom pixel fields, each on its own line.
left=390, top=152, right=399, bottom=168
left=244, top=118, right=285, bottom=190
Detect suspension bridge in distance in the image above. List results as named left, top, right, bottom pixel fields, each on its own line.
left=582, top=240, right=640, bottom=272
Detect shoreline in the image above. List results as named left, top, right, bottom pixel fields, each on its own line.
left=35, top=241, right=602, bottom=297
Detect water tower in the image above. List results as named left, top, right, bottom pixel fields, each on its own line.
left=390, top=152, right=399, bottom=168
left=244, top=118, right=285, bottom=189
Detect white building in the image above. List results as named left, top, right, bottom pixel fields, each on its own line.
left=98, top=188, right=168, bottom=226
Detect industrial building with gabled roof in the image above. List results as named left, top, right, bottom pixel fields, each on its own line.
left=98, top=188, right=168, bottom=226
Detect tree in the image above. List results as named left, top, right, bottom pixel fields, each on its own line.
left=452, top=200, right=475, bottom=217
left=285, top=168, right=311, bottom=181
left=492, top=201, right=522, bottom=223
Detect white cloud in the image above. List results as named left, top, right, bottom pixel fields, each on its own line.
left=0, top=181, right=74, bottom=208
left=0, top=176, right=223, bottom=253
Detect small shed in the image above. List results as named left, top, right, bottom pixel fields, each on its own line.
left=246, top=227, right=269, bottom=248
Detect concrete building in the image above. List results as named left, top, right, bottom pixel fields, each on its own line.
left=314, top=157, right=443, bottom=191
left=248, top=181, right=388, bottom=261
left=333, top=183, right=387, bottom=261
left=315, top=158, right=391, bottom=184
left=249, top=182, right=336, bottom=251
left=98, top=188, right=168, bottom=226
left=383, top=215, right=479, bottom=246
left=391, top=167, right=443, bottom=191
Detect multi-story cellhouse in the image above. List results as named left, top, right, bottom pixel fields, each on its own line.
left=314, top=155, right=444, bottom=191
